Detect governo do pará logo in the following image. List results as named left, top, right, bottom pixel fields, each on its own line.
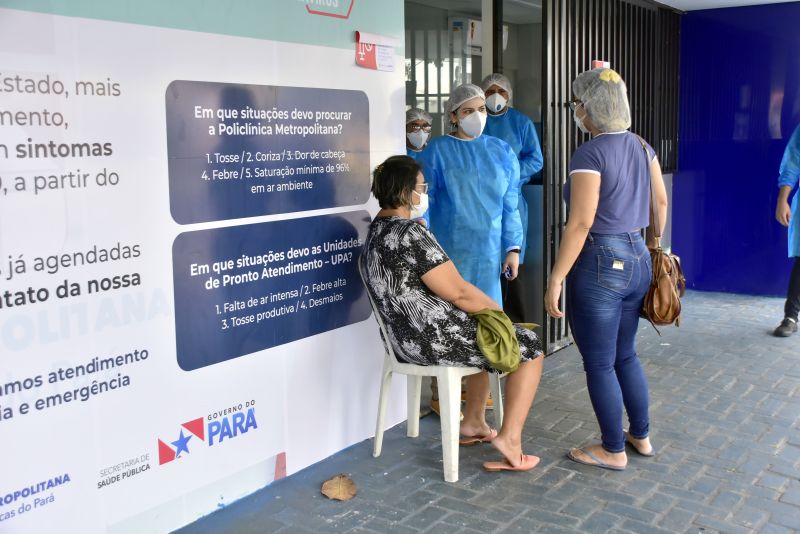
left=157, top=401, right=257, bottom=465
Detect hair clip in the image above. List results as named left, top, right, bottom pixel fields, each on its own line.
left=599, top=69, right=621, bottom=83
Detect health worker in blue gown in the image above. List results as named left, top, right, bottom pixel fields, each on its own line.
left=405, top=107, right=433, bottom=226
left=418, top=83, right=522, bottom=306
left=774, top=123, right=800, bottom=337
left=406, top=107, right=432, bottom=160
left=481, top=73, right=543, bottom=266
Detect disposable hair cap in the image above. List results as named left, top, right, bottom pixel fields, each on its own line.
left=480, top=73, right=512, bottom=98
left=572, top=68, right=631, bottom=132
left=445, top=83, right=486, bottom=114
left=406, top=107, right=432, bottom=124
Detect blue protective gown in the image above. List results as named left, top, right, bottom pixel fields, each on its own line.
left=778, top=124, right=800, bottom=258
left=484, top=107, right=543, bottom=264
left=407, top=146, right=423, bottom=161
left=418, top=134, right=522, bottom=305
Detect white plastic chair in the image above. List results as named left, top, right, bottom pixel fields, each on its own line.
left=359, top=256, right=504, bottom=482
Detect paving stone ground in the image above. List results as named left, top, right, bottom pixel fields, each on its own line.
left=177, top=291, right=800, bottom=533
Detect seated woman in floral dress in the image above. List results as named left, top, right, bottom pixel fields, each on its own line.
left=361, top=155, right=544, bottom=472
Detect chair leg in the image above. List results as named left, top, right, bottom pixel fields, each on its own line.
left=438, top=370, right=462, bottom=482
left=406, top=375, right=422, bottom=437
left=373, top=360, right=393, bottom=458
left=490, top=373, right=504, bottom=429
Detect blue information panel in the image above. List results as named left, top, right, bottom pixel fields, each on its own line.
left=172, top=211, right=371, bottom=370
left=166, top=80, right=370, bottom=224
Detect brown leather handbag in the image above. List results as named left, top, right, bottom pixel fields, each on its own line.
left=637, top=137, right=686, bottom=332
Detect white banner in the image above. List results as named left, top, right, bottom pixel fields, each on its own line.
left=0, top=5, right=406, bottom=532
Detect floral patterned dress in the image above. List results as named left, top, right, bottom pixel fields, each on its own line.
left=361, top=216, right=542, bottom=371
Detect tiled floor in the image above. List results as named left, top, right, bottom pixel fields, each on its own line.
left=178, top=291, right=800, bottom=533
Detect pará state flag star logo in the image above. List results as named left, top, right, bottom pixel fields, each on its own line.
left=158, top=418, right=204, bottom=465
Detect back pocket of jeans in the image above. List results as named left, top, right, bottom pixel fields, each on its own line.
left=596, top=255, right=633, bottom=290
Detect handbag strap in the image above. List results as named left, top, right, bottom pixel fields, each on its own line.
left=634, top=134, right=661, bottom=245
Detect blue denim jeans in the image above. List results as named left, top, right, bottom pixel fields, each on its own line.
left=566, top=231, right=652, bottom=453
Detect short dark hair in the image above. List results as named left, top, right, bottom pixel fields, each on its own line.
left=371, top=155, right=421, bottom=209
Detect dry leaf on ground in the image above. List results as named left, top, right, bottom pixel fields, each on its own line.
left=320, top=474, right=357, bottom=501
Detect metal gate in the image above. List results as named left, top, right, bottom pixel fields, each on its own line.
left=541, top=0, right=681, bottom=354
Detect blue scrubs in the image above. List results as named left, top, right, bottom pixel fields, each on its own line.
left=484, top=107, right=543, bottom=263
left=418, top=134, right=522, bottom=305
left=779, top=124, right=800, bottom=257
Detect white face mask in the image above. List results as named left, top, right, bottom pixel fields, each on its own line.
left=486, top=93, right=507, bottom=113
left=406, top=130, right=429, bottom=150
left=410, top=191, right=429, bottom=219
left=574, top=110, right=590, bottom=134
left=459, top=111, right=487, bottom=138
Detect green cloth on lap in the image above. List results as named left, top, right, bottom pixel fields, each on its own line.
left=469, top=309, right=538, bottom=373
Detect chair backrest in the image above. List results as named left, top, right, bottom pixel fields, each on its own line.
left=358, top=253, right=397, bottom=361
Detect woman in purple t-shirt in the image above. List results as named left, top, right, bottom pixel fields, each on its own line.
left=544, top=68, right=669, bottom=471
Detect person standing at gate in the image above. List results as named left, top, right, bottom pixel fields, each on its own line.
left=773, top=123, right=800, bottom=337
left=418, top=83, right=523, bottom=308
left=544, top=68, right=668, bottom=470
left=481, top=73, right=544, bottom=321
left=406, top=107, right=433, bottom=160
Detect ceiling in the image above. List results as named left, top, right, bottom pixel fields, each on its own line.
left=659, top=0, right=797, bottom=10
left=409, top=0, right=796, bottom=22
left=409, top=0, right=543, bottom=24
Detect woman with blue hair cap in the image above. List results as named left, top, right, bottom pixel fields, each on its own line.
left=418, top=83, right=523, bottom=306
left=545, top=68, right=668, bottom=471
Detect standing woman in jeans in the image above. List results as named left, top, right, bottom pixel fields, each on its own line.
left=544, top=68, right=668, bottom=471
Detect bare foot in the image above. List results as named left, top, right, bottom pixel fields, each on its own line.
left=459, top=420, right=492, bottom=438
left=624, top=431, right=654, bottom=456
left=568, top=444, right=627, bottom=469
left=489, top=433, right=525, bottom=468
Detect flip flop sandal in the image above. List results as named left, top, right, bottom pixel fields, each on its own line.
left=459, top=428, right=498, bottom=446
left=482, top=454, right=540, bottom=472
left=567, top=448, right=626, bottom=471
left=624, top=431, right=655, bottom=457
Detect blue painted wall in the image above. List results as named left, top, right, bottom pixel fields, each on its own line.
left=675, top=3, right=800, bottom=296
